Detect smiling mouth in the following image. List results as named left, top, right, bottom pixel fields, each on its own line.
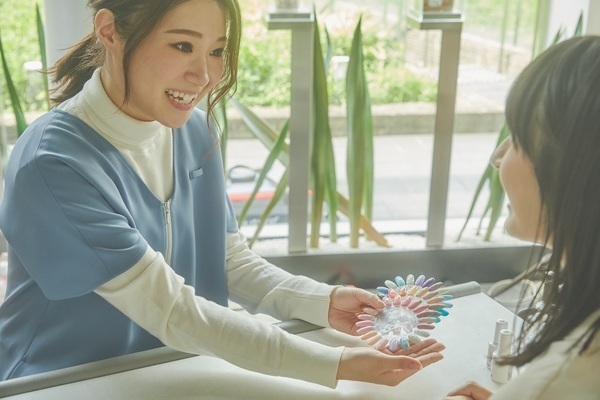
left=166, top=89, right=198, bottom=105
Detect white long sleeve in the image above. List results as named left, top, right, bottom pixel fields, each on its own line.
left=225, top=231, right=334, bottom=327
left=94, top=247, right=343, bottom=388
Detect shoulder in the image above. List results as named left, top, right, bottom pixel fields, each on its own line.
left=534, top=341, right=600, bottom=399
left=9, top=110, right=122, bottom=184
left=18, top=109, right=109, bottom=155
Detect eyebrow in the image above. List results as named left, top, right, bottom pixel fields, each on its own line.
left=166, top=29, right=227, bottom=42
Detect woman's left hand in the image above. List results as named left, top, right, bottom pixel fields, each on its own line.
left=445, top=381, right=493, bottom=400
left=328, top=286, right=385, bottom=335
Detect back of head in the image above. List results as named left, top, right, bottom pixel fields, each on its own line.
left=505, top=35, right=600, bottom=365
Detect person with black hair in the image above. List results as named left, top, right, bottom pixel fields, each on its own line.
left=447, top=36, right=600, bottom=399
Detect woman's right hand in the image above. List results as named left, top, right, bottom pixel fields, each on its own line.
left=336, top=338, right=445, bottom=386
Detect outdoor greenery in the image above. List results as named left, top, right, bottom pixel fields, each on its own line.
left=0, top=0, right=542, bottom=114
left=0, top=0, right=42, bottom=112
left=1, top=0, right=439, bottom=113
left=464, top=0, right=538, bottom=48
left=236, top=0, right=438, bottom=107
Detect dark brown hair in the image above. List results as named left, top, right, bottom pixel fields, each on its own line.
left=504, top=35, right=600, bottom=366
left=48, top=0, right=241, bottom=123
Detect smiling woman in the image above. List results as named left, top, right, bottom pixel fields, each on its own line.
left=0, top=0, right=444, bottom=390
left=49, top=0, right=240, bottom=127
left=93, top=1, right=227, bottom=126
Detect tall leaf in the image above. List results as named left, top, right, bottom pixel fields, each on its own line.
left=345, top=17, right=374, bottom=248
left=457, top=124, right=509, bottom=240
left=238, top=121, right=289, bottom=227
left=36, top=4, right=49, bottom=110
left=248, top=169, right=289, bottom=248
left=573, top=12, right=583, bottom=37
left=310, top=14, right=338, bottom=247
left=231, top=99, right=289, bottom=165
left=0, top=30, right=28, bottom=136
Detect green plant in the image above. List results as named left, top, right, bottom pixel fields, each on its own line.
left=458, top=13, right=584, bottom=241
left=230, top=13, right=388, bottom=249
left=345, top=16, right=374, bottom=248
left=36, top=4, right=49, bottom=110
left=0, top=3, right=47, bottom=138
left=0, top=33, right=27, bottom=136
left=310, top=15, right=338, bottom=248
left=0, top=0, right=43, bottom=112
left=232, top=0, right=436, bottom=108
left=457, top=124, right=509, bottom=241
left=232, top=99, right=388, bottom=248
left=233, top=109, right=290, bottom=247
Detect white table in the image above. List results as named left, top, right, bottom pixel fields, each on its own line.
left=0, top=283, right=521, bottom=399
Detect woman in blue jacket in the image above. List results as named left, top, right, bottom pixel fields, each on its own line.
left=0, top=0, right=443, bottom=388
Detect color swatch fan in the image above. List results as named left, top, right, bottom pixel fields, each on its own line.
left=356, top=274, right=452, bottom=352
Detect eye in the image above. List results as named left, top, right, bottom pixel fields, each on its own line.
left=173, top=42, right=193, bottom=53
left=211, top=48, right=225, bottom=57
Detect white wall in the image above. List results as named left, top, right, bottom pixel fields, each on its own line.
left=43, top=0, right=91, bottom=67
left=546, top=0, right=598, bottom=46
left=586, top=0, right=600, bottom=34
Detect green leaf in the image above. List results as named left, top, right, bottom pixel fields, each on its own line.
left=36, top=3, right=49, bottom=110
left=230, top=99, right=289, bottom=166
left=310, top=12, right=338, bottom=247
left=238, top=121, right=289, bottom=227
left=345, top=16, right=374, bottom=247
left=484, top=168, right=506, bottom=240
left=457, top=123, right=510, bottom=241
left=573, top=12, right=584, bottom=37
left=248, top=169, right=289, bottom=248
left=0, top=29, right=28, bottom=136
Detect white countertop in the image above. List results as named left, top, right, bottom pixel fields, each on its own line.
left=0, top=286, right=522, bottom=399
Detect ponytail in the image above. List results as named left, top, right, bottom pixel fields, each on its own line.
left=48, top=32, right=105, bottom=107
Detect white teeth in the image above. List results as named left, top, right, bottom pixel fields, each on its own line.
left=166, top=89, right=197, bottom=105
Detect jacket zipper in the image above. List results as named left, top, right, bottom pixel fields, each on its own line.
left=163, top=200, right=173, bottom=265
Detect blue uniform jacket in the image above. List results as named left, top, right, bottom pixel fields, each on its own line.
left=0, top=108, right=237, bottom=380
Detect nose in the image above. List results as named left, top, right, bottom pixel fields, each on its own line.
left=490, top=137, right=510, bottom=169
left=185, top=58, right=210, bottom=88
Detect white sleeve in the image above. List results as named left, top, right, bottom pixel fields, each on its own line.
left=225, top=231, right=336, bottom=328
left=94, top=248, right=343, bottom=388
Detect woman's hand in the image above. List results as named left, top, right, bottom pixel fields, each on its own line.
left=445, top=381, right=493, bottom=400
left=328, top=286, right=385, bottom=335
left=336, top=339, right=445, bottom=386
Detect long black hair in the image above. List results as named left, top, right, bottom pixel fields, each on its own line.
left=504, top=35, right=600, bottom=366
